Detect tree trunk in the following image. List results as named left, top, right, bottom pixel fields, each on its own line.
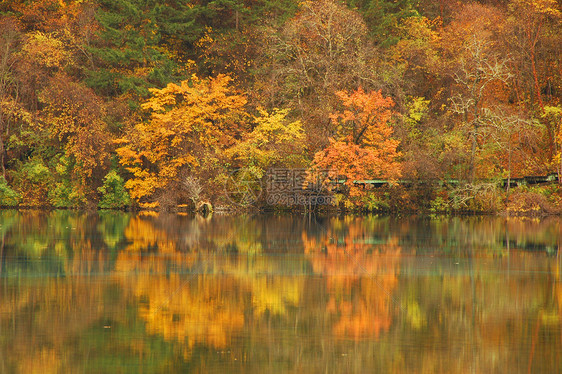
left=0, top=113, right=5, bottom=179
left=529, top=22, right=544, bottom=112
left=507, top=138, right=512, bottom=195
left=470, top=125, right=478, bottom=183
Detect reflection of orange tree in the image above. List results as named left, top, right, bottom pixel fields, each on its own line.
left=303, top=219, right=401, bottom=340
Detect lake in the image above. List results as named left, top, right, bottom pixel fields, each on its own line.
left=0, top=210, right=561, bottom=373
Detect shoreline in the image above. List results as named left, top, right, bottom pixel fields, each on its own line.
left=1, top=205, right=560, bottom=218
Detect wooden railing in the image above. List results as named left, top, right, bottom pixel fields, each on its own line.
left=330, top=173, right=559, bottom=189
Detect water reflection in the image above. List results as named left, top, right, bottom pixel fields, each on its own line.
left=303, top=217, right=401, bottom=340
left=0, top=211, right=561, bottom=373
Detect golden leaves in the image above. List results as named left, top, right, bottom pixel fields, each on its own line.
left=38, top=74, right=109, bottom=179
left=227, top=107, right=306, bottom=173
left=117, top=74, right=248, bottom=203
left=20, top=32, right=70, bottom=69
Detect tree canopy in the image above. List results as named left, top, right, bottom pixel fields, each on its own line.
left=0, top=0, right=560, bottom=211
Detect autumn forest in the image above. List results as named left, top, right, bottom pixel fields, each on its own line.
left=0, top=0, right=561, bottom=212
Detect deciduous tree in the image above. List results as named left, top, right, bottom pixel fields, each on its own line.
left=227, top=107, right=306, bottom=175
left=311, top=88, right=401, bottom=199
left=116, top=74, right=248, bottom=206
left=449, top=36, right=512, bottom=181
left=259, top=0, right=377, bottom=150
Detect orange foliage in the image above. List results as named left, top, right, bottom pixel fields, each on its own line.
left=303, top=218, right=401, bottom=340
left=312, top=88, right=401, bottom=196
left=331, top=88, right=396, bottom=147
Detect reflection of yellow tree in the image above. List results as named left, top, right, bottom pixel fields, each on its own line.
left=115, top=213, right=304, bottom=356
left=134, top=274, right=245, bottom=355
left=123, top=215, right=177, bottom=253
left=116, top=256, right=303, bottom=353
left=218, top=256, right=302, bottom=317
left=303, top=217, right=401, bottom=340
left=250, top=277, right=301, bottom=317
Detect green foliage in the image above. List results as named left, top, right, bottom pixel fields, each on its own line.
left=49, top=155, right=88, bottom=208
left=429, top=195, right=451, bottom=214
left=347, top=0, right=419, bottom=45
left=246, top=0, right=299, bottom=25
left=0, top=176, right=20, bottom=206
left=51, top=182, right=83, bottom=208
left=88, top=0, right=201, bottom=97
left=20, top=159, right=51, bottom=183
left=362, top=191, right=391, bottom=212
left=98, top=170, right=131, bottom=209
left=11, top=158, right=54, bottom=206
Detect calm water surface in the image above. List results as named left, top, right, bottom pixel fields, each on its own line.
left=0, top=211, right=561, bottom=373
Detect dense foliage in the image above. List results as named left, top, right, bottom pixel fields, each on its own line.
left=0, top=0, right=561, bottom=211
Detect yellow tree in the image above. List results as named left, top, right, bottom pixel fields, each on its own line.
left=227, top=107, right=307, bottom=176
left=116, top=74, right=248, bottom=206
left=38, top=74, right=110, bottom=178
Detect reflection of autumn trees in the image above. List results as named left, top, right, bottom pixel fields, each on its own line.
left=0, top=278, right=111, bottom=373
left=2, top=212, right=562, bottom=373
left=114, top=213, right=305, bottom=355
left=135, top=275, right=245, bottom=357
left=303, top=216, right=401, bottom=340
left=0, top=210, right=136, bottom=373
